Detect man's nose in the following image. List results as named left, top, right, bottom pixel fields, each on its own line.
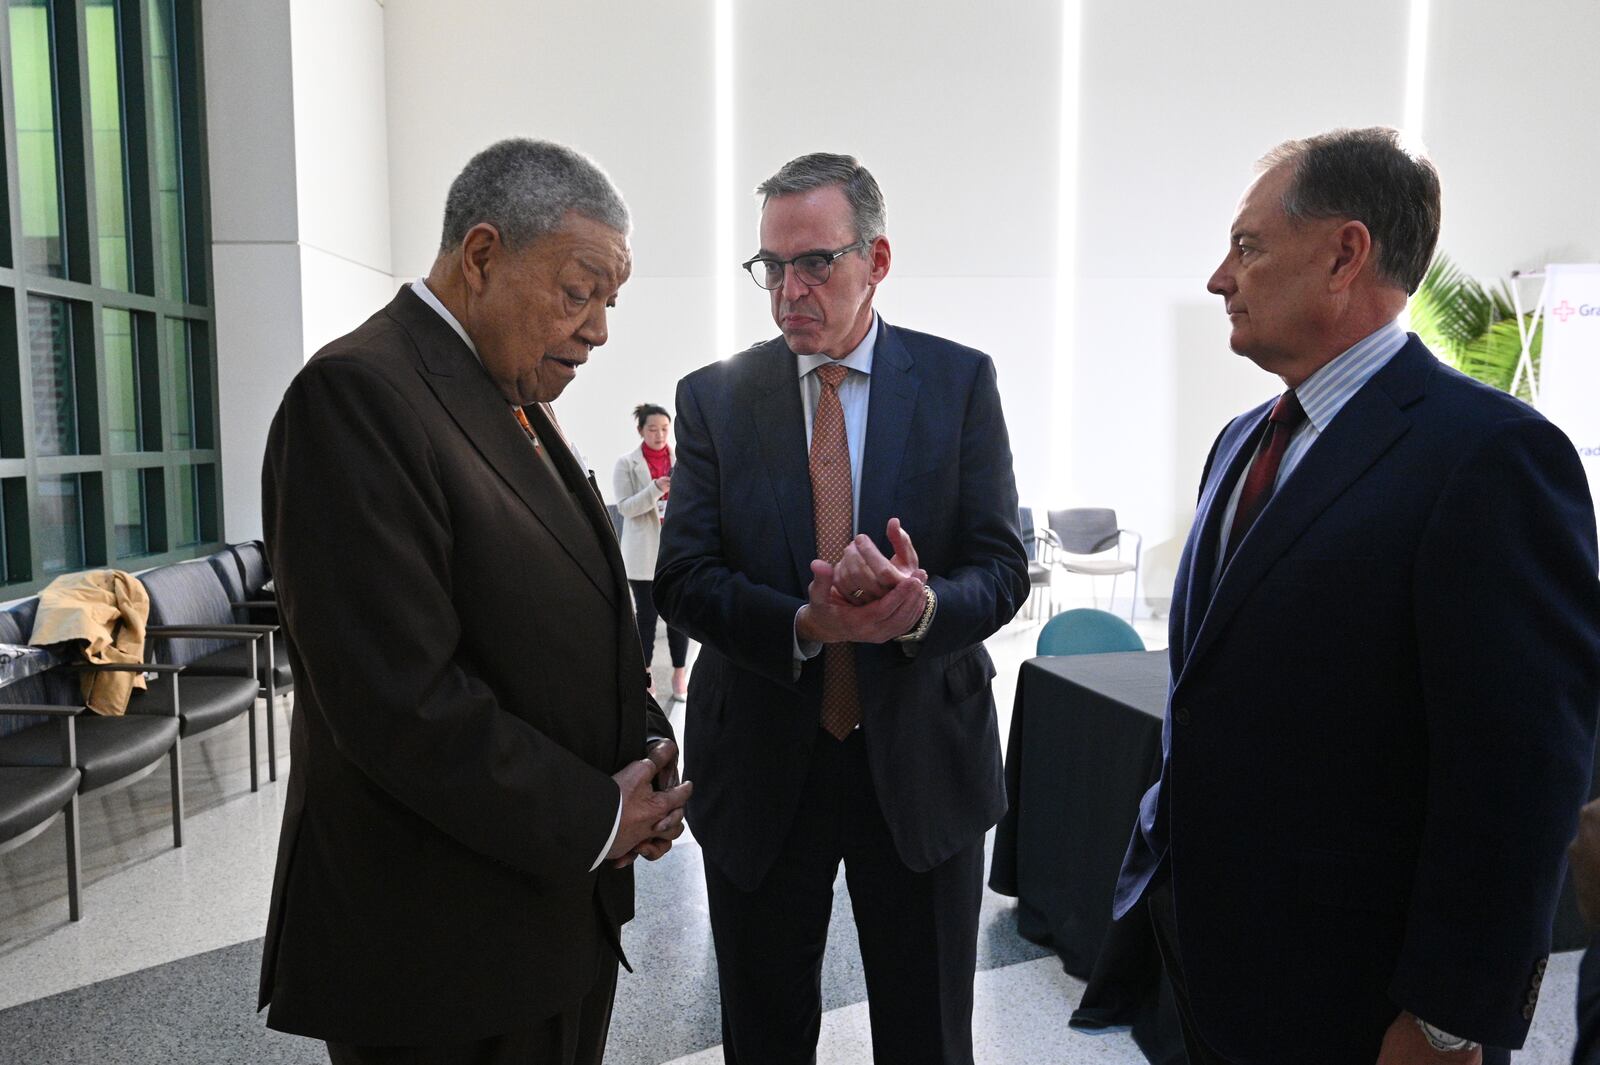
left=579, top=305, right=608, bottom=348
left=1206, top=260, right=1233, bottom=297
left=779, top=264, right=810, bottom=302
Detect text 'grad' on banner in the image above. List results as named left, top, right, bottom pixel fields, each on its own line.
left=1537, top=263, right=1600, bottom=544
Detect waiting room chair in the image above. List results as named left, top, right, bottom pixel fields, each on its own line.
left=0, top=597, right=185, bottom=898
left=0, top=698, right=82, bottom=921
left=1035, top=608, right=1146, bottom=656
left=139, top=562, right=280, bottom=791
left=1046, top=508, right=1142, bottom=622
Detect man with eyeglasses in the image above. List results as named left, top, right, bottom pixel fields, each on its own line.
left=655, top=152, right=1029, bottom=1065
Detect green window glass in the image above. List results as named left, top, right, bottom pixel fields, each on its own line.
left=0, top=479, right=25, bottom=583
left=87, top=0, right=131, bottom=290
left=9, top=0, right=66, bottom=278
left=147, top=0, right=184, bottom=299
left=104, top=308, right=140, bottom=451
left=110, top=466, right=148, bottom=557
left=27, top=295, right=78, bottom=456
left=168, top=316, right=191, bottom=448
left=37, top=473, right=85, bottom=573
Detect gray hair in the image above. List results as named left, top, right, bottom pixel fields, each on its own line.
left=1258, top=127, right=1440, bottom=295
left=756, top=152, right=886, bottom=246
left=438, top=138, right=630, bottom=252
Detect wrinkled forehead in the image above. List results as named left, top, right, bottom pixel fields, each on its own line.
left=758, top=187, right=856, bottom=252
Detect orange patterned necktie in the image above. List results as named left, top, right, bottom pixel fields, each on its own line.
left=512, top=406, right=541, bottom=453
left=810, top=362, right=860, bottom=739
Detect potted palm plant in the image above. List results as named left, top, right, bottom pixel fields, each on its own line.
left=1408, top=254, right=1542, bottom=401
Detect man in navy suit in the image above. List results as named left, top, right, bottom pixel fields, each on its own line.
left=655, top=153, right=1029, bottom=1064
left=1114, top=126, right=1600, bottom=1064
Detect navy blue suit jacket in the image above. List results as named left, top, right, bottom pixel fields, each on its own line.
left=1115, top=336, right=1600, bottom=1059
left=654, top=319, right=1029, bottom=891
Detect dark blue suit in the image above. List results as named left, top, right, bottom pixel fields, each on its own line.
left=1115, top=336, right=1600, bottom=1062
left=655, top=318, right=1028, bottom=1062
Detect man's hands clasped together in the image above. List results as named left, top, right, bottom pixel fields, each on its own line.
left=796, top=517, right=927, bottom=645
left=607, top=739, right=691, bottom=868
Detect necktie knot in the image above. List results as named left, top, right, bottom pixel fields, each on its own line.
left=1269, top=389, right=1305, bottom=428
left=816, top=362, right=848, bottom=390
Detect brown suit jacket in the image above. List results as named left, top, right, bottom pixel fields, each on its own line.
left=258, top=286, right=669, bottom=1045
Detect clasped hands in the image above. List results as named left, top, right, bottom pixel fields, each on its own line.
left=606, top=738, right=691, bottom=868
left=796, top=517, right=927, bottom=646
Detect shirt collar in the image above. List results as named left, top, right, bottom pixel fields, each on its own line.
left=410, top=279, right=478, bottom=358
left=796, top=312, right=878, bottom=380
left=1294, top=319, right=1408, bottom=432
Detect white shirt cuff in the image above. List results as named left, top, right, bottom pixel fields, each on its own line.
left=792, top=607, right=823, bottom=680
left=589, top=792, right=623, bottom=872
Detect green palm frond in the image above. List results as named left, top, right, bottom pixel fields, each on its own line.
left=1410, top=253, right=1540, bottom=398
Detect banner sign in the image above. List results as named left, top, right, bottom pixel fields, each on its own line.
left=1536, top=263, right=1600, bottom=541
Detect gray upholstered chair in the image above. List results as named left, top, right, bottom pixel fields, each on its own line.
left=0, top=626, right=84, bottom=921
left=1045, top=508, right=1142, bottom=622
left=1018, top=506, right=1055, bottom=621
left=0, top=597, right=184, bottom=907
left=137, top=562, right=278, bottom=790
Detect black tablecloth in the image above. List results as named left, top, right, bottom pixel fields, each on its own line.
left=988, top=651, right=1183, bottom=1061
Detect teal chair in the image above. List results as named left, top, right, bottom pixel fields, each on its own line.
left=1036, top=608, right=1145, bottom=656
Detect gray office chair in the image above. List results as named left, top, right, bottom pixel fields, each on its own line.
left=1018, top=506, right=1055, bottom=621
left=1045, top=508, right=1142, bottom=622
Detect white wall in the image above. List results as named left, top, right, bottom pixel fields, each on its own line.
left=289, top=0, right=396, bottom=359
left=207, top=0, right=1600, bottom=597
left=204, top=0, right=301, bottom=546
left=206, top=0, right=392, bottom=542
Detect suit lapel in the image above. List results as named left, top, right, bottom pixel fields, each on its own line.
left=857, top=321, right=919, bottom=543
left=388, top=289, right=618, bottom=607
left=1180, top=340, right=1434, bottom=681
left=749, top=341, right=818, bottom=589
left=1175, top=409, right=1268, bottom=663
left=526, top=403, right=626, bottom=608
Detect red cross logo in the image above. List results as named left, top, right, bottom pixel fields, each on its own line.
left=1553, top=299, right=1577, bottom=323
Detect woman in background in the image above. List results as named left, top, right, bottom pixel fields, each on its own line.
left=613, top=403, right=689, bottom=700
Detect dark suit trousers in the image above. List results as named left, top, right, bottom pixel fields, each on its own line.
left=325, top=954, right=618, bottom=1065
left=703, top=728, right=984, bottom=1065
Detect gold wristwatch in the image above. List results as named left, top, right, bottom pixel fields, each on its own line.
left=893, top=586, right=938, bottom=643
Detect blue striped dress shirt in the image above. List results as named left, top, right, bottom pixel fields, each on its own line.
left=1214, top=320, right=1409, bottom=573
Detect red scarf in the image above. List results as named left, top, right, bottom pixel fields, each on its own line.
left=643, top=442, right=671, bottom=497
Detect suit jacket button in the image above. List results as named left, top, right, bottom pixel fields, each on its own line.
left=1536, top=957, right=1549, bottom=974
left=1175, top=707, right=1192, bottom=725
left=1524, top=1004, right=1536, bottom=1020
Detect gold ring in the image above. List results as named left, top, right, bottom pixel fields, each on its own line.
left=851, top=588, right=865, bottom=600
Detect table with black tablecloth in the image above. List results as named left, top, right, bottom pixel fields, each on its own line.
left=987, top=651, right=1182, bottom=1060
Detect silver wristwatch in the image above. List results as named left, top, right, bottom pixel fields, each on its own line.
left=1415, top=1017, right=1479, bottom=1052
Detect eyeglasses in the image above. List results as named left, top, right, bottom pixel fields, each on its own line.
left=741, top=241, right=867, bottom=291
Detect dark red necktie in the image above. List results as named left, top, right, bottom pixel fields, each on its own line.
left=1225, top=390, right=1305, bottom=564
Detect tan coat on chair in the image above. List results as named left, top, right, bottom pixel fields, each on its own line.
left=30, top=569, right=149, bottom=715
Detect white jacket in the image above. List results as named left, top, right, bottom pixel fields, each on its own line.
left=612, top=447, right=667, bottom=581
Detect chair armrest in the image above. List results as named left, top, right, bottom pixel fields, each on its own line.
left=148, top=624, right=277, bottom=638
left=67, top=662, right=184, bottom=674
left=0, top=703, right=84, bottom=717
left=1118, top=528, right=1143, bottom=552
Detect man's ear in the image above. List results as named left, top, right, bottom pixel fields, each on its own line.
left=868, top=235, right=892, bottom=286
left=460, top=223, right=502, bottom=294
left=1328, top=220, right=1372, bottom=294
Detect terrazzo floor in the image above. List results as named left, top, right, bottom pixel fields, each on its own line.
left=0, top=612, right=1586, bottom=1063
